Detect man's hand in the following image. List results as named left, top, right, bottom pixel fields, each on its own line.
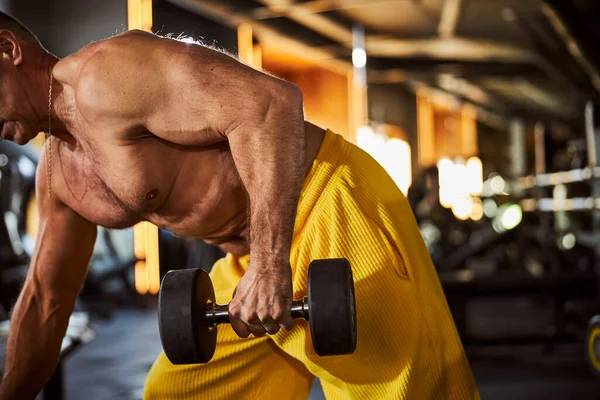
left=229, top=261, right=295, bottom=338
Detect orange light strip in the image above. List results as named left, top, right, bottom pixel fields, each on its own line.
left=135, top=260, right=148, bottom=295
left=460, top=105, right=478, bottom=158
left=128, top=0, right=153, bottom=32
left=417, top=91, right=436, bottom=167
left=237, top=23, right=254, bottom=66
left=133, top=223, right=148, bottom=295
left=237, top=23, right=264, bottom=71
left=128, top=0, right=159, bottom=296
left=253, top=45, right=263, bottom=70
left=146, top=223, right=161, bottom=295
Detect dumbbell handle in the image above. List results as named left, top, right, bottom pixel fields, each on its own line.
left=207, top=298, right=310, bottom=328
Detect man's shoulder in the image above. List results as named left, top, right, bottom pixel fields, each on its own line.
left=64, top=31, right=162, bottom=122
left=83, top=29, right=157, bottom=58
left=56, top=30, right=155, bottom=79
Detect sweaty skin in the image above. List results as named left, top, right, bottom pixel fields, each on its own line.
left=0, top=29, right=325, bottom=399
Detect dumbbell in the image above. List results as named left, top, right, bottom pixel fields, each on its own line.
left=586, top=315, right=600, bottom=377
left=158, top=258, right=357, bottom=364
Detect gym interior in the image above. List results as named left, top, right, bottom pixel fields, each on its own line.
left=2, top=0, right=600, bottom=399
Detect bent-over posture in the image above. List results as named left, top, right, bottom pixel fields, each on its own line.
left=0, top=12, right=479, bottom=400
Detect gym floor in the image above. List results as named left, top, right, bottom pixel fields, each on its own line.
left=63, top=307, right=600, bottom=400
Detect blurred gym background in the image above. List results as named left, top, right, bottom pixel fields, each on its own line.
left=2, top=0, right=600, bottom=399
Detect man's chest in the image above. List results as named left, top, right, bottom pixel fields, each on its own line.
left=53, top=135, right=175, bottom=229
left=51, top=126, right=247, bottom=239
left=50, top=77, right=247, bottom=237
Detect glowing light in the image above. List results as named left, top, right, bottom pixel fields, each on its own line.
left=372, top=135, right=386, bottom=165
left=358, top=126, right=412, bottom=194
left=180, top=36, right=196, bottom=44
left=383, top=138, right=412, bottom=195
left=133, top=222, right=160, bottom=295
left=437, top=158, right=454, bottom=183
left=559, top=233, right=576, bottom=250
left=135, top=260, right=148, bottom=295
left=437, top=158, right=454, bottom=208
left=490, top=175, right=506, bottom=193
left=352, top=48, right=367, bottom=68
left=437, top=156, right=486, bottom=217
left=467, top=157, right=483, bottom=195
left=357, top=125, right=375, bottom=151
left=553, top=184, right=567, bottom=199
left=454, top=165, right=468, bottom=203
left=357, top=125, right=385, bottom=165
left=483, top=199, right=498, bottom=218
left=18, top=156, right=36, bottom=178
left=470, top=198, right=484, bottom=221
left=452, top=198, right=473, bottom=220
left=146, top=223, right=161, bottom=295
left=501, top=204, right=522, bottom=230
left=438, top=187, right=453, bottom=208
left=492, top=218, right=504, bottom=233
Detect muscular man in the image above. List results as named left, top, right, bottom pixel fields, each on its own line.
left=0, top=12, right=479, bottom=399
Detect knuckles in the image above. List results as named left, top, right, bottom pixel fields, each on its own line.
left=257, top=308, right=271, bottom=323
left=230, top=292, right=293, bottom=337
left=271, top=309, right=285, bottom=323
left=228, top=303, right=242, bottom=319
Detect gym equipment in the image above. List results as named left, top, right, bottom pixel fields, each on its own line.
left=0, top=141, right=38, bottom=313
left=587, top=315, right=600, bottom=377
left=158, top=258, right=357, bottom=364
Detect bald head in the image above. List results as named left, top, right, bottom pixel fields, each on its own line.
left=0, top=11, right=53, bottom=146
left=0, top=11, right=39, bottom=45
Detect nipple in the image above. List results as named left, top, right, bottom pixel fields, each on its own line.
left=145, top=188, right=159, bottom=201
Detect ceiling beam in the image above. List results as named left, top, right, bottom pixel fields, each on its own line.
left=254, top=0, right=541, bottom=64
left=167, top=0, right=568, bottom=122
left=540, top=0, right=600, bottom=95
left=438, top=0, right=463, bottom=38
left=167, top=0, right=351, bottom=75
left=365, top=36, right=538, bottom=63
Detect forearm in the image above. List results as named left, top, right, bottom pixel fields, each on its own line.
left=0, top=281, right=72, bottom=400
left=228, top=85, right=306, bottom=269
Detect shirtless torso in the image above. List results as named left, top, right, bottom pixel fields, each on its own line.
left=49, top=31, right=324, bottom=255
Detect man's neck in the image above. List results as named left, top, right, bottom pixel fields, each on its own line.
left=26, top=51, right=57, bottom=129
left=45, top=55, right=75, bottom=144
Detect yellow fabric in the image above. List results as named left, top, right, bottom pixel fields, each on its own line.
left=144, top=130, right=479, bottom=399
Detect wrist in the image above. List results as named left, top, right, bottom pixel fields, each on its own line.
left=250, top=236, right=291, bottom=268
left=250, top=252, right=291, bottom=272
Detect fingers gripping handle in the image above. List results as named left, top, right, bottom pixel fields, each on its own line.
left=206, top=298, right=310, bottom=328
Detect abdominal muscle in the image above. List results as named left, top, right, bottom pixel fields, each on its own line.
left=56, top=122, right=324, bottom=258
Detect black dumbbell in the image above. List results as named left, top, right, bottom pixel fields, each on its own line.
left=158, top=258, right=357, bottom=364
left=586, top=315, right=600, bottom=377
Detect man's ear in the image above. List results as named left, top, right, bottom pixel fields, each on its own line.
left=0, top=30, right=23, bottom=66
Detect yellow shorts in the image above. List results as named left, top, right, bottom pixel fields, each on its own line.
left=144, top=130, right=479, bottom=399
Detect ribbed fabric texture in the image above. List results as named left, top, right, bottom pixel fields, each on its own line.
left=144, top=130, right=480, bottom=399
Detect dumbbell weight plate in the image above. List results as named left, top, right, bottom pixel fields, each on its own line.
left=159, top=268, right=217, bottom=364
left=308, top=259, right=357, bottom=356
left=587, top=315, right=600, bottom=377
